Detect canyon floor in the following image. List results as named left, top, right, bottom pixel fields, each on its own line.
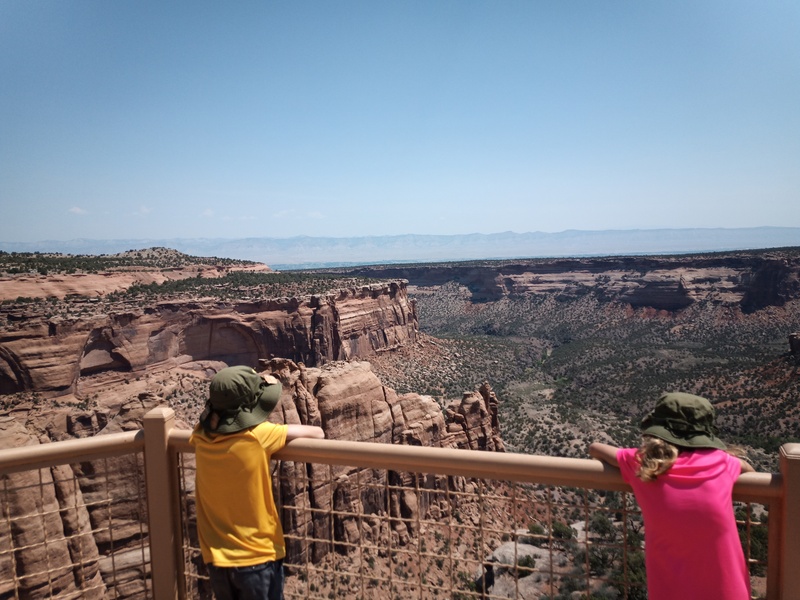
left=367, top=283, right=800, bottom=472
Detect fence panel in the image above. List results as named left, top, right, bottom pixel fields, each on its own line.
left=1, top=452, right=152, bottom=599
left=173, top=438, right=775, bottom=600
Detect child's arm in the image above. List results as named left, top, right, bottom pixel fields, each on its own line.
left=588, top=442, right=620, bottom=467
left=286, top=424, right=325, bottom=441
left=739, top=458, right=755, bottom=473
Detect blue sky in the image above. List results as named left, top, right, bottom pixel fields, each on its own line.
left=1, top=1, right=798, bottom=244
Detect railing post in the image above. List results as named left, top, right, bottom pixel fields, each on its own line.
left=779, top=443, right=800, bottom=600
left=143, top=407, right=180, bottom=600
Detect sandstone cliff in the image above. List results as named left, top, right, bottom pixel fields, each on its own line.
left=316, top=250, right=800, bottom=311
left=265, top=359, right=504, bottom=563
left=0, top=397, right=158, bottom=600
left=1, top=359, right=503, bottom=599
left=0, top=281, right=417, bottom=396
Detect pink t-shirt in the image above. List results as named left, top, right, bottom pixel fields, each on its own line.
left=616, top=447, right=750, bottom=600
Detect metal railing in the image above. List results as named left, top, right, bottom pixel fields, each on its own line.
left=1, top=406, right=798, bottom=599
left=0, top=429, right=150, bottom=599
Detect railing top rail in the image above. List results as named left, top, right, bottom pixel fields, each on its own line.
left=167, top=429, right=782, bottom=502
left=781, top=443, right=800, bottom=457
left=0, top=430, right=144, bottom=474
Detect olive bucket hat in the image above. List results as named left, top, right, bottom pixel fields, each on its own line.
left=200, top=366, right=282, bottom=434
left=640, top=392, right=727, bottom=450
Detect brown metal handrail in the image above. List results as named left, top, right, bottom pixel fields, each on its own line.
left=169, top=426, right=787, bottom=599
left=168, top=429, right=782, bottom=502
left=0, top=429, right=144, bottom=473
left=0, top=410, right=797, bottom=599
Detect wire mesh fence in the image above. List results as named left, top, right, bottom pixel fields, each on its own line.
left=0, top=417, right=777, bottom=600
left=177, top=455, right=769, bottom=600
left=0, top=452, right=152, bottom=600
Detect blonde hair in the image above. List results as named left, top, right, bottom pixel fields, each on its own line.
left=723, top=444, right=747, bottom=458
left=635, top=436, right=679, bottom=482
left=636, top=435, right=749, bottom=481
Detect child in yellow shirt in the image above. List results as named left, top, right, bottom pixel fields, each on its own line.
left=190, top=366, right=324, bottom=600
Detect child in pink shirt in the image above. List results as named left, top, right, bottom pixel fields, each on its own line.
left=589, top=392, right=754, bottom=600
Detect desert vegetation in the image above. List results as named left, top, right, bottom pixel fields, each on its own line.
left=0, top=248, right=382, bottom=322
left=109, top=271, right=381, bottom=302
left=4, top=247, right=797, bottom=469
left=1, top=247, right=789, bottom=599
left=0, top=246, right=255, bottom=275
left=369, top=280, right=800, bottom=472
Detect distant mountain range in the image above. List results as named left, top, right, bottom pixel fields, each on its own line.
left=2, top=227, right=799, bottom=270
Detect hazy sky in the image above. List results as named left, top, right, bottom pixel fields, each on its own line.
left=1, top=1, right=798, bottom=244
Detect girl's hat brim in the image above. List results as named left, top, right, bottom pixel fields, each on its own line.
left=640, top=392, right=727, bottom=450
left=641, top=424, right=727, bottom=450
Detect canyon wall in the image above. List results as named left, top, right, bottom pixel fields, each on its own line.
left=322, top=251, right=800, bottom=311
left=0, top=281, right=417, bottom=396
left=5, top=250, right=799, bottom=398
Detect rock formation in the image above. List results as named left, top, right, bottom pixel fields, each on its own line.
left=322, top=251, right=800, bottom=310
left=1, top=393, right=167, bottom=600
left=0, top=418, right=107, bottom=599
left=0, top=281, right=417, bottom=396
left=1, top=359, right=504, bottom=599
left=266, top=359, right=504, bottom=563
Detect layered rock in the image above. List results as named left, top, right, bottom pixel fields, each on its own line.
left=0, top=418, right=107, bottom=599
left=2, top=358, right=504, bottom=599
left=266, top=359, right=504, bottom=562
left=445, top=382, right=504, bottom=452
left=0, top=281, right=418, bottom=396
left=323, top=251, right=800, bottom=311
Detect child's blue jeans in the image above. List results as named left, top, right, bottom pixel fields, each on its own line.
left=207, top=559, right=285, bottom=600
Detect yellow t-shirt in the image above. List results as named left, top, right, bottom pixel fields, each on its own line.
left=189, top=421, right=289, bottom=567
